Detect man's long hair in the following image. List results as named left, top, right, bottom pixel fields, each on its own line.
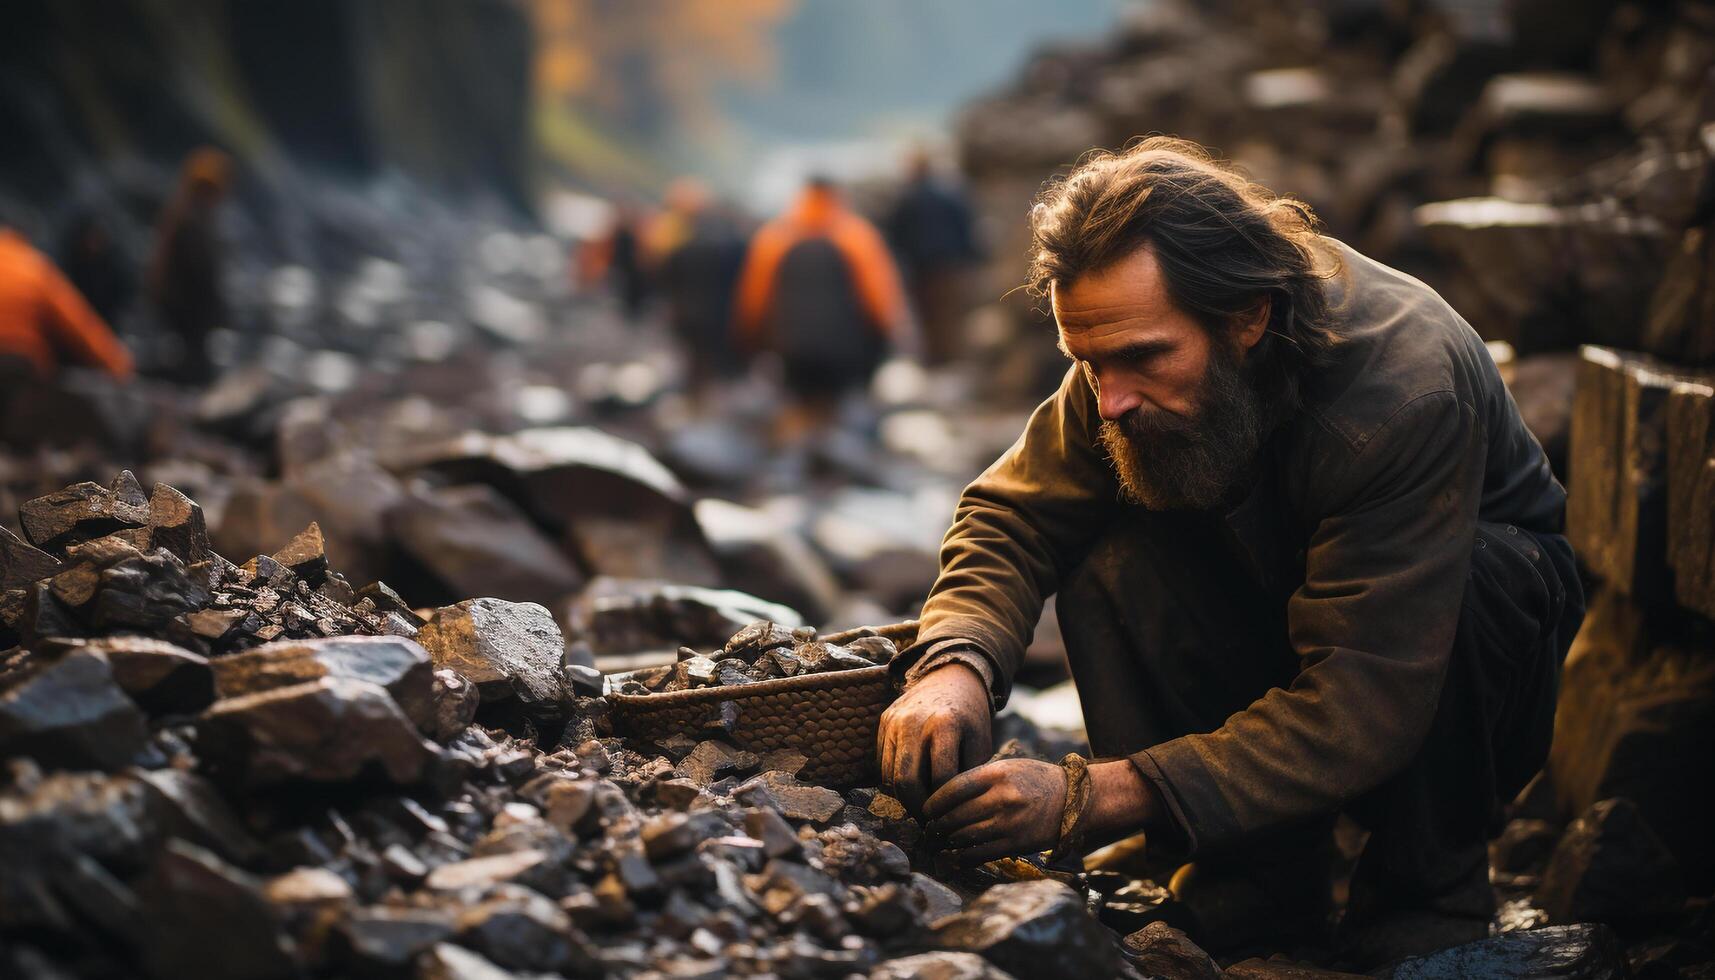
left=1027, top=137, right=1343, bottom=415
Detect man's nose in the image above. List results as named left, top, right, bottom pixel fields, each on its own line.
left=1097, top=383, right=1143, bottom=422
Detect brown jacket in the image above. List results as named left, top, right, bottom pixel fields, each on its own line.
left=906, top=239, right=1566, bottom=853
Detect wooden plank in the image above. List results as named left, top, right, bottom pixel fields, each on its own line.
left=1565, top=346, right=1690, bottom=597
left=1667, top=380, right=1715, bottom=619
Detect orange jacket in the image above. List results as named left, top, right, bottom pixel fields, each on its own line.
left=0, top=229, right=133, bottom=379
left=734, top=186, right=907, bottom=346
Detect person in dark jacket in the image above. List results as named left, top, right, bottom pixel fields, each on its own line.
left=876, top=139, right=1582, bottom=967
left=58, top=210, right=132, bottom=328
left=657, top=181, right=748, bottom=396
left=148, top=147, right=231, bottom=385
left=885, top=149, right=982, bottom=364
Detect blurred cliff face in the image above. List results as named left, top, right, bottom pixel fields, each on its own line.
left=0, top=0, right=534, bottom=244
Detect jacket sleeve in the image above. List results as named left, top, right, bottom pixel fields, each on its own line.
left=1132, top=389, right=1484, bottom=853
left=41, top=261, right=133, bottom=379
left=907, top=365, right=1120, bottom=703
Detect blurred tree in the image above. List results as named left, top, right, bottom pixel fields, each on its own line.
left=530, top=0, right=794, bottom=188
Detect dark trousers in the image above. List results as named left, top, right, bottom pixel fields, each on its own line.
left=1057, top=510, right=1584, bottom=916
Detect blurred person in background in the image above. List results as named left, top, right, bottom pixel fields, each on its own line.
left=57, top=209, right=132, bottom=328
left=148, top=147, right=232, bottom=385
left=656, top=178, right=749, bottom=398
left=735, top=176, right=907, bottom=445
left=885, top=148, right=983, bottom=365
left=0, top=221, right=135, bottom=416
left=605, top=203, right=651, bottom=321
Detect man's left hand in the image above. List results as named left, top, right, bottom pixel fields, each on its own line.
left=922, top=758, right=1066, bottom=865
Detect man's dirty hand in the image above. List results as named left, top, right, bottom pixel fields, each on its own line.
left=922, top=758, right=1067, bottom=864
left=878, top=662, right=992, bottom=813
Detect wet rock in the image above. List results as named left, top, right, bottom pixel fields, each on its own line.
left=416, top=598, right=566, bottom=708
left=385, top=483, right=584, bottom=610
left=928, top=880, right=1120, bottom=976
left=210, top=635, right=436, bottom=733
left=82, top=636, right=214, bottom=715
left=197, top=677, right=441, bottom=786
left=135, top=840, right=294, bottom=980
left=1491, top=818, right=1561, bottom=875
left=1538, top=798, right=1685, bottom=924
left=1384, top=923, right=1629, bottom=980
left=0, top=648, right=148, bottom=770
left=1122, top=921, right=1222, bottom=980
left=19, top=473, right=151, bottom=556
left=871, top=951, right=1018, bottom=979
left=0, top=525, right=61, bottom=590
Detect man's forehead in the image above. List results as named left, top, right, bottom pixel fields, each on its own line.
left=1050, top=248, right=1175, bottom=330
left=1051, top=249, right=1183, bottom=351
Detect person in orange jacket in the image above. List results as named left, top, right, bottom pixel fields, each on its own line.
left=733, top=176, right=908, bottom=442
left=0, top=224, right=135, bottom=384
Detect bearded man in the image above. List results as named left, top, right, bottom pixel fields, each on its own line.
left=877, top=139, right=1583, bottom=965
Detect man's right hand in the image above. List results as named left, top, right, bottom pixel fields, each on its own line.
left=878, top=662, right=993, bottom=814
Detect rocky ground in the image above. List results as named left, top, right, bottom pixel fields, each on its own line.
left=4, top=0, right=1714, bottom=975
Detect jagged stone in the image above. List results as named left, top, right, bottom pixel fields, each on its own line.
left=0, top=525, right=60, bottom=591
left=133, top=768, right=260, bottom=865
left=454, top=886, right=578, bottom=972
left=19, top=473, right=151, bottom=555
left=1538, top=798, right=1685, bottom=924
left=735, top=771, right=845, bottom=824
left=147, top=483, right=209, bottom=565
left=416, top=598, right=566, bottom=708
left=429, top=668, right=479, bottom=741
left=270, top=522, right=328, bottom=586
left=87, top=549, right=212, bottom=632
left=78, top=636, right=213, bottom=715
left=1122, top=921, right=1223, bottom=980
left=197, top=677, right=440, bottom=786
left=928, top=880, right=1121, bottom=976
left=385, top=483, right=584, bottom=610
left=209, top=635, right=435, bottom=733
left=135, top=840, right=294, bottom=980
left=0, top=648, right=148, bottom=770
left=1384, top=923, right=1629, bottom=980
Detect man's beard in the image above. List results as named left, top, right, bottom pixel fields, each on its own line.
left=1098, top=343, right=1266, bottom=511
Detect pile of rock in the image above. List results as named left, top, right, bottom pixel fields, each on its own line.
left=0, top=473, right=1137, bottom=980
left=617, top=621, right=897, bottom=695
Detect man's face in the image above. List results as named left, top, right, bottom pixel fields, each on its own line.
left=1052, top=247, right=1268, bottom=511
